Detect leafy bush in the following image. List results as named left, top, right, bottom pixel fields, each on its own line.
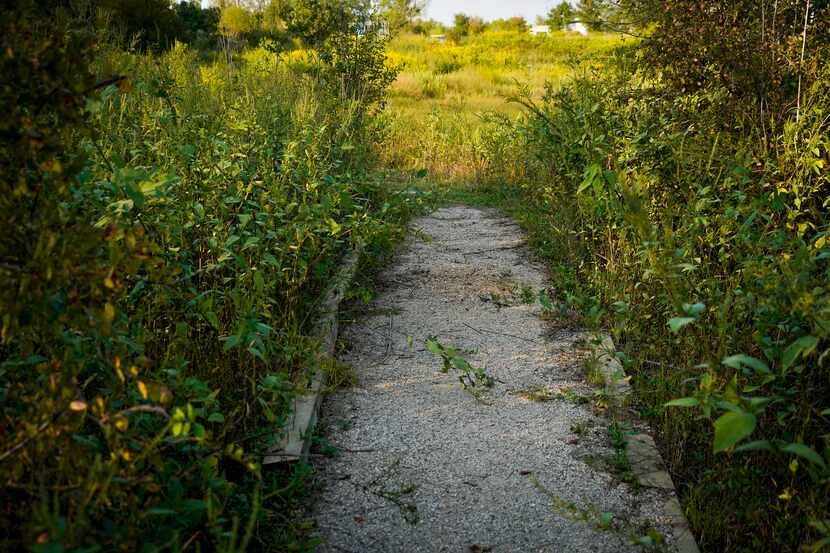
left=0, top=5, right=403, bottom=551
left=478, top=11, right=830, bottom=551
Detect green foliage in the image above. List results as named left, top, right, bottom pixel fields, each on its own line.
left=574, top=0, right=613, bottom=31
left=449, top=13, right=486, bottom=41
left=219, top=5, right=256, bottom=38
left=472, top=11, right=830, bottom=547
left=487, top=17, right=529, bottom=34
left=547, top=1, right=575, bottom=29
left=619, top=0, right=830, bottom=106
left=98, top=0, right=184, bottom=50
left=379, top=0, right=426, bottom=33
left=425, top=337, right=495, bottom=393
left=275, top=0, right=368, bottom=46
left=319, top=31, right=399, bottom=110
left=0, top=4, right=406, bottom=551
left=175, top=2, right=220, bottom=49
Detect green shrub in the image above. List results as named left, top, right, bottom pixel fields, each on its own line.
left=0, top=5, right=403, bottom=551
left=482, top=38, right=830, bottom=553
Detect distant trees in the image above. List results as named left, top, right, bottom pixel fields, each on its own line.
left=409, top=18, right=446, bottom=36
left=219, top=4, right=256, bottom=38
left=379, top=0, right=426, bottom=33
left=175, top=2, right=220, bottom=46
left=262, top=0, right=368, bottom=45
left=98, top=0, right=183, bottom=50
left=488, top=16, right=529, bottom=33
left=574, top=0, right=606, bottom=31
left=449, top=13, right=485, bottom=40
left=546, top=1, right=575, bottom=29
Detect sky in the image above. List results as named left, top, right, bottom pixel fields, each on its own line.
left=423, top=0, right=559, bottom=25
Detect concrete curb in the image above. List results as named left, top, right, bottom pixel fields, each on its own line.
left=591, top=335, right=701, bottom=553
left=263, top=244, right=363, bottom=465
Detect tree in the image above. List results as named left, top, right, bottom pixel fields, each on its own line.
left=175, top=1, right=220, bottom=44
left=98, top=0, right=183, bottom=50
left=269, top=0, right=367, bottom=45
left=547, top=1, right=574, bottom=29
left=453, top=13, right=471, bottom=36
left=219, top=5, right=256, bottom=38
left=262, top=0, right=288, bottom=34
left=489, top=16, right=529, bottom=33
left=379, top=0, right=426, bottom=33
left=574, top=0, right=606, bottom=31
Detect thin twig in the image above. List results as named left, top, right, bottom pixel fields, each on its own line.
left=0, top=420, right=51, bottom=464
left=462, top=322, right=538, bottom=343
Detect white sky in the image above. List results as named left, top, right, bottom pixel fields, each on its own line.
left=423, top=0, right=561, bottom=24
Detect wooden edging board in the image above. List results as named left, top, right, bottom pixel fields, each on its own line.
left=263, top=244, right=363, bottom=465
left=590, top=335, right=701, bottom=553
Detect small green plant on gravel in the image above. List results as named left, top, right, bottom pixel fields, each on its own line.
left=425, top=337, right=496, bottom=396
left=527, top=474, right=667, bottom=551
left=352, top=459, right=420, bottom=525
left=607, top=423, right=637, bottom=485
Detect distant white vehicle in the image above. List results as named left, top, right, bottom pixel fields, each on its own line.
left=565, top=22, right=589, bottom=36
left=530, top=25, right=550, bottom=36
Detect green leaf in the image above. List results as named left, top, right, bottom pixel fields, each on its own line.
left=147, top=507, right=178, bottom=516
left=222, top=335, right=241, bottom=351
left=450, top=356, right=471, bottom=371
left=682, top=302, right=706, bottom=316
left=203, top=311, right=221, bottom=330
left=782, top=336, right=819, bottom=369
left=713, top=411, right=756, bottom=452
left=667, top=317, right=695, bottom=333
left=734, top=440, right=773, bottom=453
left=722, top=354, right=770, bottom=374
left=664, top=397, right=699, bottom=408
left=782, top=443, right=827, bottom=469
left=207, top=412, right=225, bottom=423
left=327, top=218, right=342, bottom=235
left=425, top=338, right=442, bottom=355
left=821, top=408, right=830, bottom=416
left=539, top=291, right=554, bottom=311
left=578, top=163, right=601, bottom=194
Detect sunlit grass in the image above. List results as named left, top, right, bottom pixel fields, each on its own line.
left=381, top=31, right=628, bottom=183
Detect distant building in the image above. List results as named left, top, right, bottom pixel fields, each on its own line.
left=430, top=34, right=447, bottom=42
left=565, top=22, right=589, bottom=36
left=530, top=25, right=550, bottom=36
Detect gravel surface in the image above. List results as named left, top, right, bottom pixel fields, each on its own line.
left=312, top=206, right=682, bottom=552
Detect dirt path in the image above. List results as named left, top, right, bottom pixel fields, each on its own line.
left=312, top=206, right=682, bottom=552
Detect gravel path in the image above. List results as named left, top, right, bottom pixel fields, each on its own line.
left=312, top=206, right=681, bottom=552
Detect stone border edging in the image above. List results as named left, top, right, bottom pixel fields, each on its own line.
left=263, top=243, right=363, bottom=465
left=591, top=335, right=701, bottom=553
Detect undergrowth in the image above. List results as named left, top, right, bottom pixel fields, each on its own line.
left=0, top=3, right=415, bottom=551
left=450, top=9, right=830, bottom=550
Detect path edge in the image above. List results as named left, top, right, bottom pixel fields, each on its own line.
left=590, top=334, right=701, bottom=553
left=263, top=243, right=364, bottom=465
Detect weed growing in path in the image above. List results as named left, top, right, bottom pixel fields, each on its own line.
left=425, top=337, right=495, bottom=399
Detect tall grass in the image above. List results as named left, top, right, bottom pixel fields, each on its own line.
left=379, top=31, right=626, bottom=182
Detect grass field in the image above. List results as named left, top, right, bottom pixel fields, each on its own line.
left=379, top=31, right=627, bottom=182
